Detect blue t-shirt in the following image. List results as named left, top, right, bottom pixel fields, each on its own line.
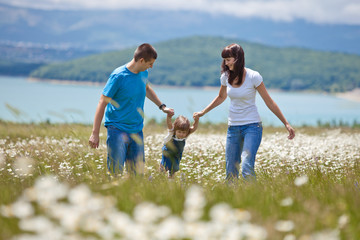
left=103, top=65, right=148, bottom=133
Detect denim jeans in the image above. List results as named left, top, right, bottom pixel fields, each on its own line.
left=106, top=125, right=145, bottom=175
left=225, top=122, right=262, bottom=180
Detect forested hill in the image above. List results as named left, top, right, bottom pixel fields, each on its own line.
left=30, top=36, right=360, bottom=92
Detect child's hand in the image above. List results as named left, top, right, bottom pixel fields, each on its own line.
left=167, top=111, right=175, bottom=117
left=189, top=114, right=200, bottom=134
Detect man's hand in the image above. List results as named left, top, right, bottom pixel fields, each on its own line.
left=89, top=133, right=100, bottom=148
left=162, top=107, right=174, bottom=115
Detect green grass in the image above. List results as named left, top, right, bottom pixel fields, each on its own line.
left=0, top=121, right=359, bottom=239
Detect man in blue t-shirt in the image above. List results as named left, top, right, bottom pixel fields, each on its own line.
left=89, top=43, right=173, bottom=176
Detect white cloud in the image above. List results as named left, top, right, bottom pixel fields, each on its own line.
left=2, top=0, right=360, bottom=25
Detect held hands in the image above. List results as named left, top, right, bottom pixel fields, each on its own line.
left=193, top=111, right=205, bottom=119
left=162, top=107, right=174, bottom=115
left=167, top=111, right=175, bottom=117
left=193, top=114, right=200, bottom=122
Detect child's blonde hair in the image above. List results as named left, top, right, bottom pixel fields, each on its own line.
left=173, top=115, right=190, bottom=132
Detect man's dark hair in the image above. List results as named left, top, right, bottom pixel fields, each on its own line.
left=134, top=43, right=157, bottom=62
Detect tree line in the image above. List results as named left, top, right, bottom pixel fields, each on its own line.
left=29, top=36, right=360, bottom=92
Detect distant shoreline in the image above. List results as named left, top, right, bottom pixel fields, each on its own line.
left=335, top=88, right=360, bottom=103
left=27, top=77, right=220, bottom=90
left=27, top=77, right=360, bottom=102
left=28, top=77, right=106, bottom=87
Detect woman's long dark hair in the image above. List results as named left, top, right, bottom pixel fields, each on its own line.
left=221, top=44, right=245, bottom=85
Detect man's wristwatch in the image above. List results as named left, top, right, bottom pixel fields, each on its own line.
left=159, top=103, right=166, bottom=110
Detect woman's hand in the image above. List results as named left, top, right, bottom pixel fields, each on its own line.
left=193, top=111, right=205, bottom=119
left=285, top=124, right=295, bottom=140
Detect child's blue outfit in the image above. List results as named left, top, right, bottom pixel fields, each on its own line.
left=161, top=129, right=187, bottom=175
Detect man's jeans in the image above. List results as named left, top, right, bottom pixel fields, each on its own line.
left=225, top=122, right=262, bottom=180
left=106, top=126, right=145, bottom=176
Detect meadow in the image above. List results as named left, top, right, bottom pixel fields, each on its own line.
left=0, top=121, right=359, bottom=240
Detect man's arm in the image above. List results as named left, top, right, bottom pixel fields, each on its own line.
left=89, top=94, right=110, bottom=148
left=146, top=84, right=174, bottom=114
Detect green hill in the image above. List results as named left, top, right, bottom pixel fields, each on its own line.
left=30, top=36, right=360, bottom=92
left=0, top=43, right=96, bottom=76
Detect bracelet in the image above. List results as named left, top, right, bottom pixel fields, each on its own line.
left=159, top=103, right=166, bottom=110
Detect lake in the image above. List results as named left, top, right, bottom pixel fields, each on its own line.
left=1, top=76, right=359, bottom=127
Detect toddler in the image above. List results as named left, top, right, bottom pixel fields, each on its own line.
left=160, top=113, right=199, bottom=178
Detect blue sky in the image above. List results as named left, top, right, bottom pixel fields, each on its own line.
left=1, top=0, right=359, bottom=25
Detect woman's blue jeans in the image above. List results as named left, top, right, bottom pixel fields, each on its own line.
left=106, top=126, right=145, bottom=176
left=225, top=122, right=262, bottom=181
